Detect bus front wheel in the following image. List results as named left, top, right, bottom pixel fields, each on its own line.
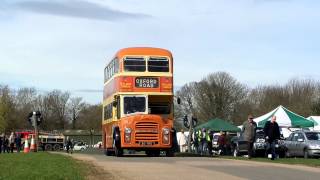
left=113, top=129, right=123, bottom=157
left=114, top=141, right=123, bottom=157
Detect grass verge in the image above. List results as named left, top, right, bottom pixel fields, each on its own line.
left=0, top=152, right=106, bottom=180
left=220, top=156, right=320, bottom=168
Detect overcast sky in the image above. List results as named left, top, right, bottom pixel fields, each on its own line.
left=1, top=0, right=320, bottom=104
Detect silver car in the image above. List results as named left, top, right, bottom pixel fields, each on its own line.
left=284, top=130, right=320, bottom=158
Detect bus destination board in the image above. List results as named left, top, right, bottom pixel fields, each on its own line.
left=135, top=77, right=159, bottom=88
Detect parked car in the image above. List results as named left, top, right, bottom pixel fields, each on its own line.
left=232, top=127, right=286, bottom=157
left=283, top=130, right=320, bottom=158
left=212, top=132, right=238, bottom=155
left=93, top=141, right=102, bottom=148
left=73, top=142, right=88, bottom=151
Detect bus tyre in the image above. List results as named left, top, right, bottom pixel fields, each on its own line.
left=114, top=144, right=123, bottom=157
left=53, top=144, right=61, bottom=151
left=105, top=149, right=113, bottom=156
left=44, top=144, right=53, bottom=151
left=147, top=150, right=160, bottom=157
left=166, top=149, right=175, bottom=157
left=113, top=128, right=123, bottom=157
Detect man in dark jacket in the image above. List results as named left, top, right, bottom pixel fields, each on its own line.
left=3, top=136, right=9, bottom=153
left=242, top=115, right=257, bottom=159
left=15, top=134, right=22, bottom=153
left=264, top=116, right=280, bottom=160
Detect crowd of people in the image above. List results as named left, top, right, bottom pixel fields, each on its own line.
left=178, top=128, right=233, bottom=156
left=0, top=132, right=22, bottom=154
left=178, top=114, right=281, bottom=160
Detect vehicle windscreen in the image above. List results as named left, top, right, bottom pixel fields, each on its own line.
left=124, top=96, right=146, bottom=114
left=305, top=132, right=320, bottom=140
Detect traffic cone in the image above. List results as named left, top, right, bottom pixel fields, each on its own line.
left=24, top=137, right=30, bottom=153
left=30, top=135, right=36, bottom=152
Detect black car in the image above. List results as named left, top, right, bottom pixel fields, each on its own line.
left=232, top=127, right=286, bottom=157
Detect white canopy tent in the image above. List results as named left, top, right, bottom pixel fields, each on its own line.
left=254, top=105, right=314, bottom=128
left=253, top=105, right=314, bottom=138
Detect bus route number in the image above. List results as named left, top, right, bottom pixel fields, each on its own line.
left=135, top=77, right=159, bottom=88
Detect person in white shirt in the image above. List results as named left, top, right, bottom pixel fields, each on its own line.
left=178, top=129, right=187, bottom=153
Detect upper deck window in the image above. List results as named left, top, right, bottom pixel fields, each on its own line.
left=124, top=57, right=146, bottom=72
left=148, top=57, right=169, bottom=72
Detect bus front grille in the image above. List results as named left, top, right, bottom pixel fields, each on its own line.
left=135, top=122, right=159, bottom=144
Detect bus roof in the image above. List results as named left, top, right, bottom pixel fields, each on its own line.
left=115, top=47, right=173, bottom=59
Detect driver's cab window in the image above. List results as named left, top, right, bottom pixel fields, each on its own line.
left=121, top=95, right=148, bottom=117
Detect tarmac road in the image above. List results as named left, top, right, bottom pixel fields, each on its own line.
left=67, top=151, right=320, bottom=180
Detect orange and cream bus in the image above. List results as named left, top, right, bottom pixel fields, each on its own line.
left=102, top=47, right=175, bottom=156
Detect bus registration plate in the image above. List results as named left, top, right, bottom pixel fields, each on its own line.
left=135, top=77, right=159, bottom=88
left=141, top=142, right=153, bottom=146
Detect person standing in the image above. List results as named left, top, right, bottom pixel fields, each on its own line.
left=242, top=115, right=257, bottom=159
left=218, top=131, right=226, bottom=155
left=178, top=129, right=187, bottom=153
left=15, top=133, right=22, bottom=153
left=200, top=128, right=207, bottom=155
left=197, top=129, right=203, bottom=154
left=193, top=131, right=199, bottom=154
left=9, top=132, right=15, bottom=153
left=264, top=116, right=280, bottom=160
left=206, top=130, right=213, bottom=156
left=225, top=132, right=232, bottom=155
left=66, top=136, right=72, bottom=154
left=3, top=135, right=9, bottom=153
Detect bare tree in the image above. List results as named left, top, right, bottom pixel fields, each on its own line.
left=77, top=104, right=102, bottom=130
left=194, top=72, right=247, bottom=122
left=13, top=88, right=38, bottom=129
left=67, top=97, right=86, bottom=129
left=46, top=90, right=70, bottom=129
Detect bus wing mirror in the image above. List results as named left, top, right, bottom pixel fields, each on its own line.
left=113, top=101, right=117, bottom=107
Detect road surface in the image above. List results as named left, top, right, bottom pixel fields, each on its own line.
left=65, top=152, right=320, bottom=180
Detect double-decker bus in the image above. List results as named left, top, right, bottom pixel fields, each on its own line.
left=102, top=47, right=175, bottom=156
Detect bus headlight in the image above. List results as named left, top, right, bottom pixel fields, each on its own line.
left=163, top=128, right=170, bottom=135
left=162, top=128, right=170, bottom=144
left=125, top=127, right=132, bottom=134
left=125, top=128, right=132, bottom=143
